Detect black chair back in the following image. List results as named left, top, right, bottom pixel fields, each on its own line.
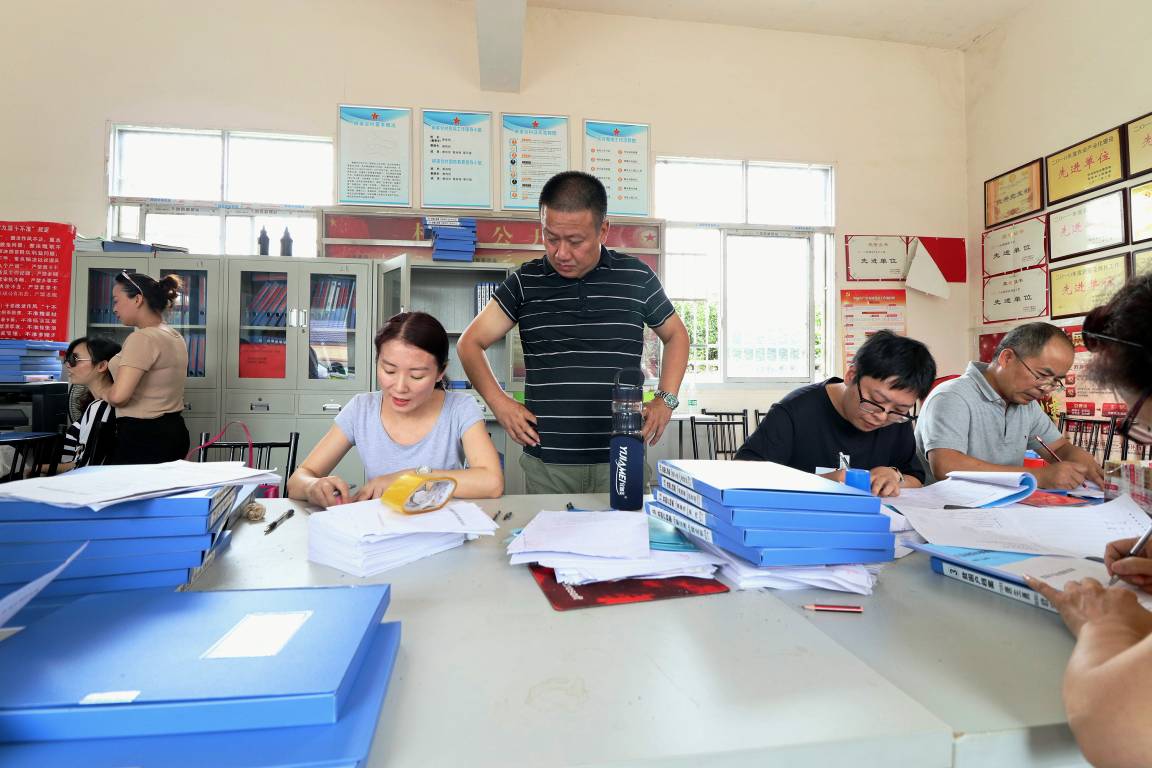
left=691, top=415, right=749, bottom=460
left=196, top=431, right=300, bottom=496
left=1104, top=413, right=1149, bottom=462
left=0, top=432, right=62, bottom=483
left=1061, top=417, right=1105, bottom=459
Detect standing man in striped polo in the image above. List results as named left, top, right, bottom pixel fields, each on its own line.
left=459, top=171, right=689, bottom=494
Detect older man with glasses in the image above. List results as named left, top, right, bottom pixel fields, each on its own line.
left=915, top=321, right=1105, bottom=489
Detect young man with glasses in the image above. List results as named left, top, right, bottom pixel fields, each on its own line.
left=735, top=330, right=935, bottom=497
left=915, top=321, right=1105, bottom=488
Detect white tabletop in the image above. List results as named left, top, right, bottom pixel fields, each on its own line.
left=191, top=495, right=1087, bottom=767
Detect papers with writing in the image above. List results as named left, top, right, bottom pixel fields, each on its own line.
left=899, top=470, right=1037, bottom=508
left=690, top=538, right=875, bottom=595
left=511, top=549, right=723, bottom=585
left=506, top=510, right=650, bottom=559
left=0, top=543, right=86, bottom=628
left=0, top=461, right=281, bottom=510
left=894, top=494, right=1148, bottom=558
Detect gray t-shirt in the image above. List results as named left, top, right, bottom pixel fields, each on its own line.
left=915, top=361, right=1062, bottom=484
left=334, top=390, right=484, bottom=479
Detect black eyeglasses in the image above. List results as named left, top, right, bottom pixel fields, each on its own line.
left=1082, top=331, right=1149, bottom=353
left=855, top=380, right=916, bottom=423
left=1120, top=388, right=1152, bottom=446
left=1012, top=351, right=1066, bottom=392
left=64, top=354, right=91, bottom=367
left=119, top=270, right=144, bottom=296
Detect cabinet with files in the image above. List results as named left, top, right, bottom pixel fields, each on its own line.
left=377, top=254, right=521, bottom=492
left=224, top=257, right=371, bottom=486
left=71, top=254, right=224, bottom=441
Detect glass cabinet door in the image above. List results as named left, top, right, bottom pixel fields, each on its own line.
left=73, top=256, right=150, bottom=347
left=299, top=262, right=370, bottom=392
left=226, top=260, right=294, bottom=390
left=376, top=254, right=410, bottom=323
left=154, top=257, right=220, bottom=389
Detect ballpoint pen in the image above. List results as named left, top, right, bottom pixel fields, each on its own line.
left=264, top=508, right=294, bottom=535
left=1033, top=436, right=1062, bottom=463
left=1109, top=524, right=1152, bottom=586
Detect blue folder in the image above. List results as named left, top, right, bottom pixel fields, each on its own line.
left=657, top=459, right=880, bottom=512
left=4, top=568, right=191, bottom=598
left=653, top=483, right=890, bottom=532
left=0, top=549, right=204, bottom=583
left=646, top=501, right=894, bottom=566
left=0, top=621, right=401, bottom=767
left=704, top=512, right=895, bottom=550
left=0, top=484, right=238, bottom=521
left=0, top=534, right=211, bottom=564
left=0, top=585, right=392, bottom=742
left=0, top=515, right=214, bottom=542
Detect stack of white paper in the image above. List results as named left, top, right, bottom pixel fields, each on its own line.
left=507, top=510, right=723, bottom=585
left=692, top=538, right=876, bottom=595
left=308, top=499, right=498, bottom=577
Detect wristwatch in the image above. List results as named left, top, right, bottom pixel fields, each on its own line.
left=653, top=390, right=680, bottom=410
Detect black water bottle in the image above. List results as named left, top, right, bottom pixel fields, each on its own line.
left=609, top=368, right=645, bottom=511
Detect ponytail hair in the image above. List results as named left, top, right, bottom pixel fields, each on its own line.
left=115, top=271, right=183, bottom=314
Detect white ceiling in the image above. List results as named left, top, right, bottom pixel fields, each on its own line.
left=527, top=0, right=1035, bottom=50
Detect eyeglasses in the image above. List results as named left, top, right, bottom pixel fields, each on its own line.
left=1082, top=331, right=1149, bottom=353
left=1012, top=351, right=1066, bottom=391
left=119, top=270, right=144, bottom=296
left=856, top=380, right=916, bottom=423
left=1120, top=388, right=1152, bottom=446
left=64, top=354, right=91, bottom=367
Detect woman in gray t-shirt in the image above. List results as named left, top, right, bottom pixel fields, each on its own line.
left=288, top=312, right=504, bottom=507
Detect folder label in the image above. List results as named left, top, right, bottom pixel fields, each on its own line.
left=202, top=611, right=313, bottom=659
left=80, top=690, right=140, bottom=705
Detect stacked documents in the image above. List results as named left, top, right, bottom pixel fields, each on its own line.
left=694, top=538, right=877, bottom=594
left=0, top=340, right=67, bottom=383
left=0, top=469, right=259, bottom=628
left=307, top=498, right=498, bottom=577
left=0, top=586, right=402, bottom=767
left=507, top=509, right=723, bottom=585
left=646, top=460, right=896, bottom=570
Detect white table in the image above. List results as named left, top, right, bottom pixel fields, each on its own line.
left=191, top=495, right=1087, bottom=767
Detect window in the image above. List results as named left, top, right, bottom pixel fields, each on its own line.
left=656, top=157, right=834, bottom=383
left=108, top=126, right=333, bottom=256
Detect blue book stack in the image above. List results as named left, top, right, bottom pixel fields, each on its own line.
left=0, top=586, right=402, bottom=768
left=0, top=340, right=67, bottom=383
left=0, top=482, right=254, bottom=627
left=649, top=459, right=895, bottom=567
left=425, top=216, right=477, bottom=261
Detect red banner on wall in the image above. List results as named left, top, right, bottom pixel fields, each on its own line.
left=0, top=221, right=74, bottom=341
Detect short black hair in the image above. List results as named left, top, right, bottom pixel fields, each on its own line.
left=1084, top=273, right=1152, bottom=394
left=538, top=171, right=608, bottom=225
left=852, top=329, right=937, bottom=399
left=994, top=322, right=1073, bottom=360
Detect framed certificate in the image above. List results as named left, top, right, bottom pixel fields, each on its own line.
left=984, top=159, right=1044, bottom=228
left=1134, top=247, right=1152, bottom=276
left=982, top=266, right=1049, bottom=323
left=1050, top=254, right=1130, bottom=320
left=1047, top=189, right=1128, bottom=262
left=844, top=235, right=909, bottom=281
left=1130, top=179, right=1152, bottom=245
left=1045, top=127, right=1126, bottom=206
left=982, top=216, right=1046, bottom=277
left=1126, top=111, right=1152, bottom=178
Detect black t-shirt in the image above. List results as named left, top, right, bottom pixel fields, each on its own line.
left=735, top=378, right=925, bottom=481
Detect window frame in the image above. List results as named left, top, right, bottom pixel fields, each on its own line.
left=106, top=124, right=331, bottom=256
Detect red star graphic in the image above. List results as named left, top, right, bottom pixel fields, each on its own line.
left=532, top=120, right=539, bottom=128
left=613, top=128, right=620, bottom=136
left=370, top=112, right=379, bottom=120
left=453, top=116, right=461, bottom=125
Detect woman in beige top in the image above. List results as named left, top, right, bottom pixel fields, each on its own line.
left=104, top=270, right=190, bottom=464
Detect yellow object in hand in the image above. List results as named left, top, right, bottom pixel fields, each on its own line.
left=379, top=472, right=457, bottom=514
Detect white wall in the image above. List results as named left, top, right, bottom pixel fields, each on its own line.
left=964, top=0, right=1152, bottom=341
left=0, top=0, right=970, bottom=411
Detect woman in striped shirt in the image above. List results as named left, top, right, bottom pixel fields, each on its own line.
left=59, top=336, right=120, bottom=469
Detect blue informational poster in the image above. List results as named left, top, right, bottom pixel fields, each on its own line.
left=337, top=105, right=412, bottom=206
left=583, top=120, right=650, bottom=216
left=500, top=114, right=569, bottom=211
left=421, top=110, right=493, bottom=209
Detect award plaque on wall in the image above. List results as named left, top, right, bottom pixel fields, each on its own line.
left=1050, top=254, right=1130, bottom=320
left=1129, top=179, right=1152, bottom=245
left=984, top=159, right=1044, bottom=229
left=982, top=216, right=1047, bottom=277
left=1048, top=189, right=1128, bottom=262
left=1134, top=247, right=1152, bottom=277
left=1126, top=111, right=1152, bottom=178
left=1045, top=127, right=1125, bottom=206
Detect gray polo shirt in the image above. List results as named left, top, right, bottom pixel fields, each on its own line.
left=915, top=361, right=1062, bottom=484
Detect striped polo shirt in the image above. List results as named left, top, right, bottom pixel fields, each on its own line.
left=492, top=247, right=676, bottom=465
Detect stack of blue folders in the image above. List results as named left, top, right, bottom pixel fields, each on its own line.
left=0, top=340, right=67, bottom=383
left=0, top=482, right=254, bottom=628
left=425, top=216, right=477, bottom=261
left=0, top=585, right=401, bottom=767
left=645, top=459, right=895, bottom=567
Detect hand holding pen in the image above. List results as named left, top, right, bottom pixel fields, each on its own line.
left=1106, top=530, right=1152, bottom=588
